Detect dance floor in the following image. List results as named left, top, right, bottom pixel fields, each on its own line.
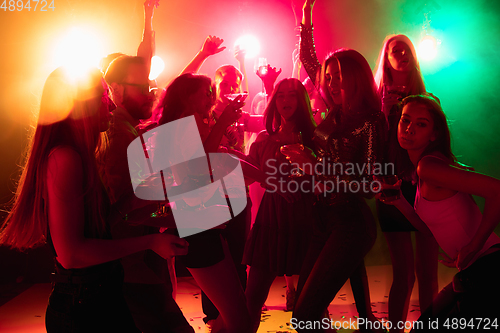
left=0, top=264, right=457, bottom=333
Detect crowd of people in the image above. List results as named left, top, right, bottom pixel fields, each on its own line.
left=1, top=0, right=499, bottom=332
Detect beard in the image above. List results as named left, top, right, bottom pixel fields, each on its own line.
left=122, top=93, right=152, bottom=120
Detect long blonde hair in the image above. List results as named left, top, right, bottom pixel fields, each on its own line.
left=0, top=67, right=109, bottom=250
left=373, top=34, right=426, bottom=96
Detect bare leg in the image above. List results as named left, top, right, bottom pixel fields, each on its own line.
left=245, top=266, right=276, bottom=333
left=188, top=239, right=250, bottom=333
left=384, top=232, right=415, bottom=333
left=168, top=257, right=177, bottom=300
left=285, top=275, right=296, bottom=311
left=415, top=232, right=438, bottom=314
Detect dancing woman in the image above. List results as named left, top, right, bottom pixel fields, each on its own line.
left=279, top=1, right=386, bottom=331
left=373, top=35, right=438, bottom=332
left=156, top=73, right=251, bottom=333
left=243, top=78, right=316, bottom=332
left=380, top=94, right=500, bottom=330
left=0, top=67, right=188, bottom=332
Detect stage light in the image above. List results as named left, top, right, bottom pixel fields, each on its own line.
left=234, top=35, right=260, bottom=59
left=149, top=55, right=165, bottom=80
left=52, top=27, right=104, bottom=79
left=418, top=35, right=438, bottom=61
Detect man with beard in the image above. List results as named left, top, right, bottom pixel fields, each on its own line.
left=103, top=55, right=194, bottom=333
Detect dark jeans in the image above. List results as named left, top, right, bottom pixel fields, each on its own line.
left=411, top=249, right=500, bottom=333
left=293, top=196, right=377, bottom=332
left=202, top=199, right=251, bottom=323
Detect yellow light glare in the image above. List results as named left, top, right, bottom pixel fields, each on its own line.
left=52, top=27, right=104, bottom=79
left=149, top=55, right=165, bottom=80
left=234, top=35, right=261, bottom=59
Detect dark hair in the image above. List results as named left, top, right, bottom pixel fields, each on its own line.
left=319, top=49, right=380, bottom=116
left=401, top=94, right=456, bottom=163
left=374, top=35, right=425, bottom=97
left=264, top=78, right=317, bottom=149
left=104, top=55, right=146, bottom=85
left=157, top=73, right=214, bottom=125
left=1, top=67, right=109, bottom=249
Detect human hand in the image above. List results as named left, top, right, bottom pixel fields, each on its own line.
left=200, top=35, right=226, bottom=58
left=256, top=65, right=282, bottom=87
left=151, top=233, right=189, bottom=259
left=303, top=0, right=316, bottom=13
left=144, top=0, right=159, bottom=20
left=218, top=95, right=246, bottom=127
left=234, top=45, right=246, bottom=63
left=373, top=176, right=403, bottom=204
left=280, top=144, right=317, bottom=175
left=438, top=251, right=458, bottom=268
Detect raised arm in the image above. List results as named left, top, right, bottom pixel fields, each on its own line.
left=234, top=46, right=249, bottom=94
left=137, top=0, right=159, bottom=72
left=256, top=64, right=282, bottom=96
left=46, top=147, right=187, bottom=269
left=300, top=0, right=321, bottom=85
left=179, top=35, right=226, bottom=76
left=291, top=46, right=300, bottom=79
left=417, top=155, right=500, bottom=269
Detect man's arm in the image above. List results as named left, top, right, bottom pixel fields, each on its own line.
left=137, top=0, right=159, bottom=72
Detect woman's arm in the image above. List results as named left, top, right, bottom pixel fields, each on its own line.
left=234, top=46, right=249, bottom=94
left=179, top=35, right=226, bottom=76
left=418, top=155, right=500, bottom=269
left=300, top=0, right=321, bottom=85
left=137, top=0, right=159, bottom=71
left=46, top=147, right=187, bottom=269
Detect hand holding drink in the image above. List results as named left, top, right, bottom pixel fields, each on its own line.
left=374, top=175, right=402, bottom=203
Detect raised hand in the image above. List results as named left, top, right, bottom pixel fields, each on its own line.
left=256, top=64, right=282, bottom=82
left=302, top=0, right=316, bottom=26
left=234, top=45, right=247, bottom=63
left=257, top=64, right=282, bottom=94
left=303, top=0, right=316, bottom=11
left=200, top=35, right=226, bottom=57
left=144, top=0, right=159, bottom=21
